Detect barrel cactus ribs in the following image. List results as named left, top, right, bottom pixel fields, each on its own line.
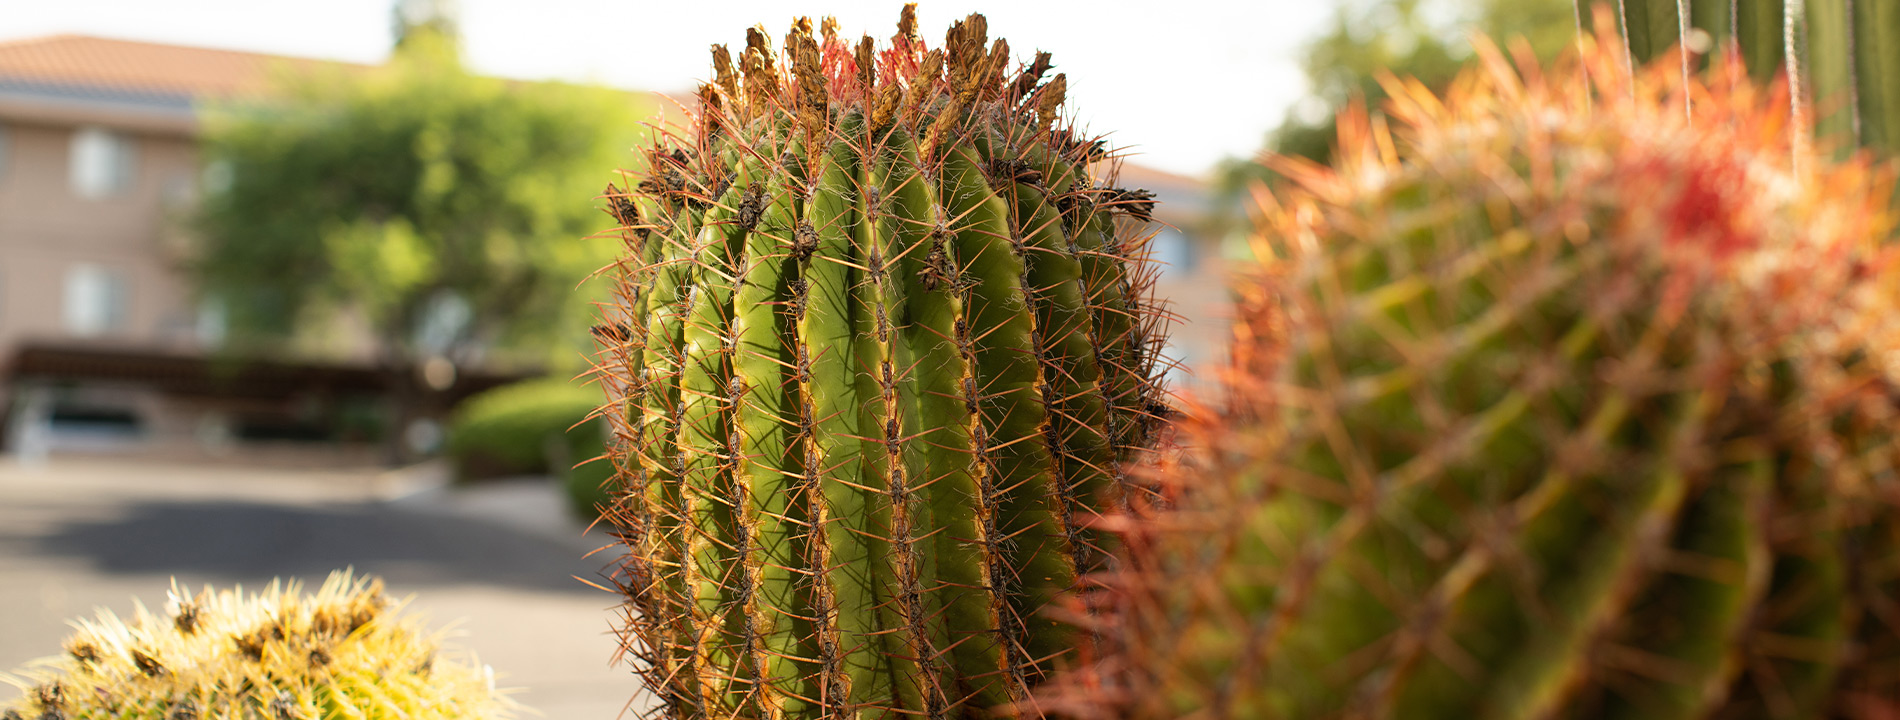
left=589, top=6, right=1170, bottom=718
left=1044, top=12, right=1900, bottom=720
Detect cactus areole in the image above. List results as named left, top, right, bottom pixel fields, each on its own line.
left=591, top=6, right=1170, bottom=718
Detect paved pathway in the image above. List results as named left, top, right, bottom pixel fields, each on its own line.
left=0, top=457, right=655, bottom=718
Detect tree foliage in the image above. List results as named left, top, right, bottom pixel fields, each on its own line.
left=194, top=31, right=645, bottom=370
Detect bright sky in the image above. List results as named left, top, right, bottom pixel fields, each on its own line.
left=1, top=0, right=1336, bottom=177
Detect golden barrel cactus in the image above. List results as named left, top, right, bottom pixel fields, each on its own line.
left=1, top=571, right=514, bottom=719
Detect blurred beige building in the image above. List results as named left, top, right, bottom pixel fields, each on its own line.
left=1114, top=162, right=1232, bottom=396
left=0, top=36, right=267, bottom=357
left=0, top=36, right=508, bottom=464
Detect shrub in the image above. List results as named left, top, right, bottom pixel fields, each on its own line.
left=445, top=378, right=600, bottom=483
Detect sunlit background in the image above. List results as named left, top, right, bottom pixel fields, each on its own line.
left=1, top=0, right=1332, bottom=177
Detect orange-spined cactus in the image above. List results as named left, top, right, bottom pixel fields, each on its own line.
left=589, top=6, right=1170, bottom=718
left=1046, top=11, right=1900, bottom=720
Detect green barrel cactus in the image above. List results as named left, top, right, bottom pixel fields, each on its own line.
left=1614, top=0, right=1900, bottom=162
left=1045, top=18, right=1900, bottom=720
left=589, top=6, right=1168, bottom=718
left=1, top=571, right=514, bottom=719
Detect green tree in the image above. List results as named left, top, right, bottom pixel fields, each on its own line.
left=194, top=28, right=645, bottom=459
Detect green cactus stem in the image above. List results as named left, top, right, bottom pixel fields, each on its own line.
left=589, top=7, right=1170, bottom=718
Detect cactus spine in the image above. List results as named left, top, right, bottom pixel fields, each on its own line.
left=592, top=7, right=1168, bottom=718
left=1613, top=0, right=1900, bottom=161
left=1048, top=13, right=1900, bottom=719
left=0, top=571, right=513, bottom=719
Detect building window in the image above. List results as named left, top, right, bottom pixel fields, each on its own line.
left=1151, top=227, right=1196, bottom=275
left=70, top=127, right=138, bottom=199
left=64, top=264, right=128, bottom=336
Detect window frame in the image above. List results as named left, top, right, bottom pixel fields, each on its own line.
left=63, top=263, right=131, bottom=336
left=70, top=126, right=139, bottom=199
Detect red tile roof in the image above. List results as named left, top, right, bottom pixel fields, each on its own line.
left=0, top=34, right=346, bottom=99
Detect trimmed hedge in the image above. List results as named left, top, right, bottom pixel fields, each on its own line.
left=446, top=378, right=612, bottom=519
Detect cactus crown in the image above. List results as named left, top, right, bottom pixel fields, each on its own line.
left=590, top=4, right=1171, bottom=718
left=1, top=571, right=514, bottom=719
